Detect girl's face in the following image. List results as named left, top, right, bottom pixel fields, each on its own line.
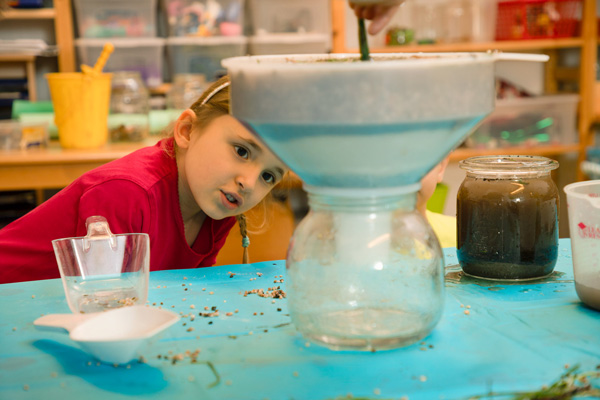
left=179, top=114, right=288, bottom=220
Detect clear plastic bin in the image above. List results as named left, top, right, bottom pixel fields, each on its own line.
left=248, top=33, right=330, bottom=55
left=163, top=0, right=244, bottom=37
left=74, top=0, right=157, bottom=38
left=465, top=94, right=579, bottom=149
left=495, top=0, right=582, bottom=40
left=248, top=0, right=330, bottom=34
left=166, top=36, right=247, bottom=82
left=76, top=38, right=165, bottom=88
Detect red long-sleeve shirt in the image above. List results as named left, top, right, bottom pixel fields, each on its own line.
left=0, top=138, right=236, bottom=284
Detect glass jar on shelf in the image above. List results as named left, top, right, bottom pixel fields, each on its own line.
left=166, top=74, right=209, bottom=111
left=109, top=71, right=150, bottom=142
left=445, top=0, right=472, bottom=43
left=414, top=0, right=446, bottom=44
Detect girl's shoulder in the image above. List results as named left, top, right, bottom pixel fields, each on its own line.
left=81, top=138, right=177, bottom=192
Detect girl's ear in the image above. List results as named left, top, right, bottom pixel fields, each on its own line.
left=173, top=109, right=197, bottom=149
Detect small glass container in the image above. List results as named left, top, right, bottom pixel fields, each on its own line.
left=445, top=0, right=472, bottom=43
left=414, top=0, right=446, bottom=44
left=457, top=155, right=559, bottom=280
left=166, top=73, right=208, bottom=111
left=109, top=71, right=150, bottom=142
left=286, top=186, right=444, bottom=351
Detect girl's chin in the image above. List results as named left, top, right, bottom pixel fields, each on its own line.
left=204, top=205, right=241, bottom=220
left=204, top=210, right=231, bottom=220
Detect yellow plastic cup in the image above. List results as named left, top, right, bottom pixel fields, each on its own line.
left=46, top=72, right=112, bottom=149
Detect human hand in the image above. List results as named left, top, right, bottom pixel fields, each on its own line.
left=349, top=1, right=404, bottom=35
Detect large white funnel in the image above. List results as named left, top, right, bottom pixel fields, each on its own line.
left=222, top=53, right=499, bottom=188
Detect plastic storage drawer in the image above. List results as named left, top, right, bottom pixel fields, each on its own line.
left=465, top=94, right=579, bottom=149
left=248, top=33, right=330, bottom=55
left=76, top=38, right=165, bottom=88
left=166, top=36, right=247, bottom=82
left=163, top=0, right=244, bottom=37
left=74, top=0, right=157, bottom=38
left=495, top=0, right=582, bottom=40
left=248, top=0, right=330, bottom=35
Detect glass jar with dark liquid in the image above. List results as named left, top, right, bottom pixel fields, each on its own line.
left=457, top=155, right=559, bottom=280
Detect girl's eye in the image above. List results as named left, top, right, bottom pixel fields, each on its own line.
left=234, top=145, right=249, bottom=160
left=262, top=172, right=275, bottom=185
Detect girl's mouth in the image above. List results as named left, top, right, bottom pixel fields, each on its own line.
left=221, top=191, right=241, bottom=210
left=225, top=193, right=237, bottom=204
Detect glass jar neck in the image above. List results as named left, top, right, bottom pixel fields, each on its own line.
left=465, top=170, right=552, bottom=180
left=304, top=184, right=419, bottom=212
left=459, top=155, right=558, bottom=178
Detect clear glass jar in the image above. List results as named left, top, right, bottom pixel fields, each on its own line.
left=286, top=186, right=444, bottom=351
left=166, top=74, right=208, bottom=111
left=109, top=71, right=150, bottom=142
left=457, top=155, right=559, bottom=280
left=445, top=0, right=472, bottom=43
left=414, top=0, right=446, bottom=44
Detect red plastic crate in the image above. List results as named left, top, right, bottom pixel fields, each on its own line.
left=496, top=0, right=582, bottom=40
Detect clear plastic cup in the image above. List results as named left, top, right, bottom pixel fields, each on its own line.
left=564, top=180, right=600, bottom=311
left=52, top=216, right=150, bottom=314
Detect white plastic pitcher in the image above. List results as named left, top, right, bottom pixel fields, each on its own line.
left=564, top=180, right=600, bottom=311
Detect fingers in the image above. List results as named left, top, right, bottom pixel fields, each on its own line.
left=348, top=3, right=402, bottom=35
left=350, top=4, right=376, bottom=19
left=368, top=4, right=400, bottom=35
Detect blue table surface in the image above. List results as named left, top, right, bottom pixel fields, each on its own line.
left=1, top=238, right=599, bottom=400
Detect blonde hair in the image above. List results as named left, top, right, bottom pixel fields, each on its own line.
left=188, top=75, right=231, bottom=128
left=167, top=76, right=289, bottom=263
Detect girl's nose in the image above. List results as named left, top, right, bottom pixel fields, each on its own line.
left=236, top=169, right=260, bottom=192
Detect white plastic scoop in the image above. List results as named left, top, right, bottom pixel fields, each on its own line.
left=34, top=306, right=179, bottom=364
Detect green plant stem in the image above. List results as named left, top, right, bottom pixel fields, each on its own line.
left=465, top=366, right=600, bottom=400
left=204, top=361, right=221, bottom=389
left=358, top=18, right=370, bottom=61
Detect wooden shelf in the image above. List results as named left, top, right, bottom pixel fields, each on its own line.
left=450, top=144, right=580, bottom=162
left=0, top=54, right=36, bottom=62
left=348, top=38, right=585, bottom=54
left=0, top=140, right=156, bottom=167
left=0, top=1, right=75, bottom=78
left=0, top=8, right=56, bottom=19
left=0, top=140, right=156, bottom=196
left=0, top=54, right=37, bottom=100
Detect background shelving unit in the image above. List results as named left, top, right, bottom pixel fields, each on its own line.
left=0, top=54, right=37, bottom=100
left=0, top=0, right=76, bottom=101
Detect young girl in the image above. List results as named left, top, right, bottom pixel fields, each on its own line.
left=0, top=76, right=290, bottom=284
